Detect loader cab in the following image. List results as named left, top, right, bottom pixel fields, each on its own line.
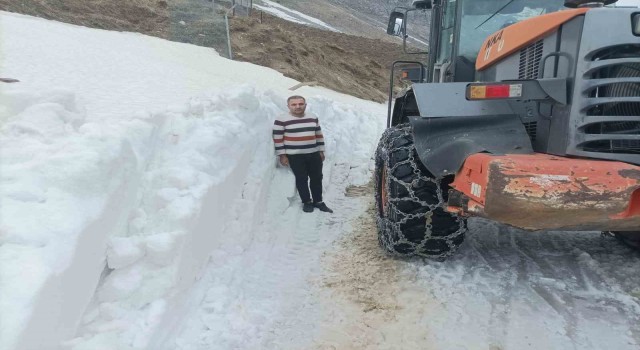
left=392, top=0, right=567, bottom=83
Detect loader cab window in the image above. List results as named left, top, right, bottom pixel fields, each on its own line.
left=457, top=0, right=566, bottom=61
left=437, top=0, right=457, bottom=64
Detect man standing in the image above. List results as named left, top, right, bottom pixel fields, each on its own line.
left=273, top=96, right=333, bottom=213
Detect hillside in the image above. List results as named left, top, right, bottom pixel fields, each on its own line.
left=0, top=0, right=169, bottom=36
left=0, top=0, right=422, bottom=102
left=230, top=12, right=416, bottom=102
left=262, top=0, right=431, bottom=44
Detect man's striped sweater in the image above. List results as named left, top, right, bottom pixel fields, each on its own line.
left=272, top=112, right=325, bottom=155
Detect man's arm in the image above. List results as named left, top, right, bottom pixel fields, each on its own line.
left=315, top=119, right=325, bottom=157
left=315, top=118, right=326, bottom=161
left=273, top=120, right=288, bottom=166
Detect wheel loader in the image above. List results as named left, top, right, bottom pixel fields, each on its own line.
left=376, top=0, right=640, bottom=259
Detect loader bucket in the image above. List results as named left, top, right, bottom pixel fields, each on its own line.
left=447, top=153, right=640, bottom=231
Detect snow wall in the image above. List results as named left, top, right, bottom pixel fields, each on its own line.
left=0, top=85, right=382, bottom=349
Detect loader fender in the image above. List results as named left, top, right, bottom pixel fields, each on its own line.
left=408, top=114, right=533, bottom=177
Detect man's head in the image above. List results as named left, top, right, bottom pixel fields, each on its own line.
left=287, top=95, right=306, bottom=116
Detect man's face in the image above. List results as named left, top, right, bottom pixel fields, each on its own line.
left=288, top=98, right=306, bottom=116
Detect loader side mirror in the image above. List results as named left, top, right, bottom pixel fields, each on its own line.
left=387, top=11, right=405, bottom=36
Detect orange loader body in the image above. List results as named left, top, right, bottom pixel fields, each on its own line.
left=448, top=154, right=640, bottom=231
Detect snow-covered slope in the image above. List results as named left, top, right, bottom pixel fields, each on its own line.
left=0, top=11, right=384, bottom=350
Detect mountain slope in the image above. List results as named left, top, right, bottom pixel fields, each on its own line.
left=230, top=12, right=414, bottom=102
left=259, top=0, right=430, bottom=44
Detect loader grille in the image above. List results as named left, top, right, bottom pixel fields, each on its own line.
left=578, top=44, right=640, bottom=154
left=518, top=40, right=544, bottom=79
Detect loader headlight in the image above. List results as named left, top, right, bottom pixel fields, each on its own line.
left=633, top=13, right=640, bottom=36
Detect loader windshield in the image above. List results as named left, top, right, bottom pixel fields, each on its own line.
left=458, top=0, right=566, bottom=60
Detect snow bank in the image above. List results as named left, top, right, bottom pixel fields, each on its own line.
left=0, top=87, right=144, bottom=350
left=71, top=89, right=381, bottom=350
left=60, top=87, right=281, bottom=349
left=0, top=86, right=381, bottom=350
left=0, top=11, right=384, bottom=350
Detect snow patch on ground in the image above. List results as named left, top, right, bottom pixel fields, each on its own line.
left=254, top=5, right=307, bottom=25
left=256, top=0, right=341, bottom=32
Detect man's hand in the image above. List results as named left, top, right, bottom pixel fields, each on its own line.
left=279, top=154, right=289, bottom=166
left=320, top=152, right=325, bottom=162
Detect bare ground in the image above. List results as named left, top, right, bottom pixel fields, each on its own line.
left=323, top=203, right=404, bottom=316
left=0, top=0, right=170, bottom=37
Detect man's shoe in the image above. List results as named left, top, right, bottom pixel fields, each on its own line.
left=314, top=202, right=333, bottom=213
left=303, top=202, right=315, bottom=213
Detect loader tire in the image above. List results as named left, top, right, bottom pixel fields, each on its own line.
left=374, top=124, right=466, bottom=260
left=612, top=231, right=640, bottom=250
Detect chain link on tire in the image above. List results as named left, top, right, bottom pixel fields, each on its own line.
left=374, top=124, right=466, bottom=260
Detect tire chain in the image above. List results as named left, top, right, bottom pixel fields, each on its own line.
left=375, top=124, right=466, bottom=260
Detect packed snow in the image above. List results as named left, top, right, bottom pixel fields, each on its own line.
left=2, top=6, right=640, bottom=350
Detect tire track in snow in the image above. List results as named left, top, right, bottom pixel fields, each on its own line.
left=512, top=229, right=640, bottom=349
left=505, top=228, right=582, bottom=347
left=464, top=223, right=522, bottom=348
left=451, top=220, right=640, bottom=349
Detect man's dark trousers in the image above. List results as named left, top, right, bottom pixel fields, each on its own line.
left=288, top=152, right=323, bottom=204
